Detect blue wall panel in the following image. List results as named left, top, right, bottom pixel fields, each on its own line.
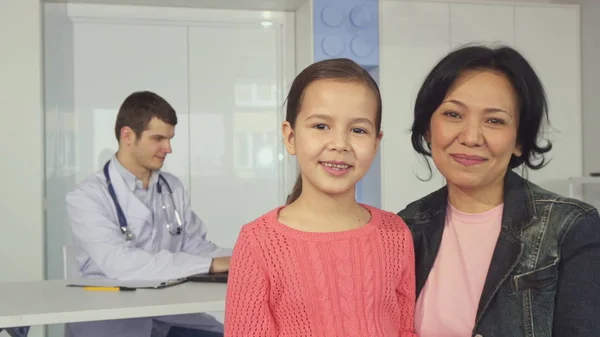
left=312, top=0, right=381, bottom=207
left=313, top=0, right=379, bottom=69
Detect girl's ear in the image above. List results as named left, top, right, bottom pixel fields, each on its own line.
left=374, top=131, right=383, bottom=154
left=282, top=121, right=296, bottom=155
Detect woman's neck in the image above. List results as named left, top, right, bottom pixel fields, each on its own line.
left=447, top=179, right=504, bottom=214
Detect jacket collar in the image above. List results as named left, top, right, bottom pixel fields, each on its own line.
left=410, top=170, right=537, bottom=325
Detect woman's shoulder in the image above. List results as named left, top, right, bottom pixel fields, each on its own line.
left=526, top=179, right=596, bottom=215
left=523, top=180, right=599, bottom=237
left=396, top=187, right=447, bottom=227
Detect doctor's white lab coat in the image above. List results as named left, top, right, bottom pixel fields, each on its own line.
left=65, top=159, right=232, bottom=337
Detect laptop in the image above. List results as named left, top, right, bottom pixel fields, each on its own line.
left=187, top=272, right=228, bottom=283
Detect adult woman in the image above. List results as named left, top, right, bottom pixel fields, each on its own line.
left=398, top=45, right=600, bottom=336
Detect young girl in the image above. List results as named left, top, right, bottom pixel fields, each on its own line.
left=224, top=58, right=416, bottom=337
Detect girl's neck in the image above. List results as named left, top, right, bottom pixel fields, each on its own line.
left=447, top=179, right=504, bottom=214
left=279, top=183, right=370, bottom=233
left=296, top=186, right=357, bottom=214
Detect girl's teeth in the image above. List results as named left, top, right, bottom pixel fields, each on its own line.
left=323, top=162, right=350, bottom=170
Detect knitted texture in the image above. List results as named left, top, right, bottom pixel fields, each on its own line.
left=224, top=205, right=417, bottom=337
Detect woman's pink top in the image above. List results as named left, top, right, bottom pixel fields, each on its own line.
left=415, top=203, right=503, bottom=337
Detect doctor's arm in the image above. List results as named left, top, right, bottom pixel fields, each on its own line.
left=66, top=184, right=214, bottom=281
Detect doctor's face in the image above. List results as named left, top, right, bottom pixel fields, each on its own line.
left=132, top=117, right=174, bottom=171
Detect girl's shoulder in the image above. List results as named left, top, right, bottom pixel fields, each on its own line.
left=237, top=207, right=282, bottom=241
left=362, top=204, right=411, bottom=231
left=363, top=205, right=414, bottom=247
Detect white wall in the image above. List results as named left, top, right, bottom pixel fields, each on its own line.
left=379, top=1, right=448, bottom=212
left=411, top=0, right=552, bottom=2
left=0, top=2, right=46, bottom=336
left=0, top=0, right=45, bottom=282
left=575, top=0, right=600, bottom=206
left=295, top=0, right=313, bottom=74
left=513, top=4, right=581, bottom=194
left=379, top=0, right=582, bottom=212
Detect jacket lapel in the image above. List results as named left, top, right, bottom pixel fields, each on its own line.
left=414, top=217, right=445, bottom=295
left=405, top=187, right=448, bottom=295
left=474, top=171, right=535, bottom=325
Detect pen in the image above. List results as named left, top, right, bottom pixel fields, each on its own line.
left=83, top=286, right=136, bottom=292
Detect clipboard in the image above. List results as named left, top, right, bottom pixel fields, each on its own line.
left=66, top=277, right=188, bottom=289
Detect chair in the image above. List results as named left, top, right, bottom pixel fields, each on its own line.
left=62, top=245, right=80, bottom=337
left=62, top=245, right=80, bottom=280
left=0, top=327, right=30, bottom=337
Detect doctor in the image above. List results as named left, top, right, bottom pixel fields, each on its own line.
left=66, top=91, right=231, bottom=337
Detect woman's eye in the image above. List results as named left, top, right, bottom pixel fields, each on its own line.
left=488, top=118, right=506, bottom=125
left=443, top=111, right=461, bottom=118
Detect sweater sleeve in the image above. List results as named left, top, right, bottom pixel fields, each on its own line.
left=224, top=226, right=276, bottom=337
left=397, top=223, right=417, bottom=337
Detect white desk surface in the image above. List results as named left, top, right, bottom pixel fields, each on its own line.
left=0, top=280, right=227, bottom=328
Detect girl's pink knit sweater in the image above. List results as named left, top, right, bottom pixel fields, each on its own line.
left=224, top=205, right=417, bottom=337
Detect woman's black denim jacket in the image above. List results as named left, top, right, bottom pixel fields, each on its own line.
left=398, top=171, right=600, bottom=337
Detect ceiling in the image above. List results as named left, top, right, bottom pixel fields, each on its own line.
left=43, top=0, right=309, bottom=11
left=42, top=0, right=576, bottom=11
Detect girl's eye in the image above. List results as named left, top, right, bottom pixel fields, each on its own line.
left=312, top=124, right=329, bottom=130
left=352, top=128, right=367, bottom=134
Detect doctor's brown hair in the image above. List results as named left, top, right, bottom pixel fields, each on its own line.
left=284, top=58, right=382, bottom=205
left=115, top=91, right=178, bottom=142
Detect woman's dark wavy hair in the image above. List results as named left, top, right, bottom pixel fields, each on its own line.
left=411, top=44, right=552, bottom=179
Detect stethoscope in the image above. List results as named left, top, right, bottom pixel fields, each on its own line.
left=103, top=160, right=183, bottom=241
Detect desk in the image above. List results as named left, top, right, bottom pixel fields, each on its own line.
left=0, top=280, right=226, bottom=328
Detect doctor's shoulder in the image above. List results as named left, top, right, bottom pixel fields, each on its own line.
left=66, top=172, right=105, bottom=199
left=65, top=173, right=112, bottom=215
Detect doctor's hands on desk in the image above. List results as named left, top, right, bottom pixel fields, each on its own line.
left=209, top=256, right=231, bottom=273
